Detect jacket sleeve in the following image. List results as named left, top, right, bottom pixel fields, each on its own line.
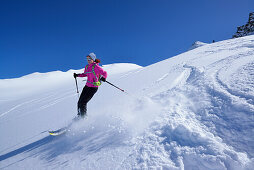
left=77, top=66, right=88, bottom=77
left=96, top=65, right=107, bottom=79
left=78, top=73, right=87, bottom=77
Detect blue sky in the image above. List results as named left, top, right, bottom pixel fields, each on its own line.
left=0, top=0, right=253, bottom=78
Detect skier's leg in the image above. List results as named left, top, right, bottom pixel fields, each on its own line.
left=78, top=86, right=89, bottom=116
left=77, top=86, right=98, bottom=117
left=81, top=87, right=98, bottom=116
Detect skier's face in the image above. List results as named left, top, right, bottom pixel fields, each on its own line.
left=87, top=56, right=94, bottom=64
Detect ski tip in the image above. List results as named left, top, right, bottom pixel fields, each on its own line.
left=48, top=132, right=58, bottom=136
left=48, top=129, right=67, bottom=136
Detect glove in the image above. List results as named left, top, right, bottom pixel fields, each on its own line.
left=100, top=77, right=106, bottom=82
left=73, top=73, right=79, bottom=78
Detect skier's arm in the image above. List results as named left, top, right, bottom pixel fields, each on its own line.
left=77, top=73, right=87, bottom=77
left=77, top=66, right=88, bottom=77
left=97, top=66, right=107, bottom=79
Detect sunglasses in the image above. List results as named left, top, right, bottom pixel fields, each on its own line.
left=87, top=56, right=93, bottom=61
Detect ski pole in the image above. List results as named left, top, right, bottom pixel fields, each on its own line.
left=74, top=77, right=79, bottom=95
left=105, top=80, right=125, bottom=93
left=74, top=77, right=80, bottom=115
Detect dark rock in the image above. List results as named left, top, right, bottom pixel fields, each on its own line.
left=233, top=12, right=254, bottom=38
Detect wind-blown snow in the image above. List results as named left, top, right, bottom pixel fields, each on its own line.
left=1, top=36, right=254, bottom=169
left=189, top=41, right=208, bottom=50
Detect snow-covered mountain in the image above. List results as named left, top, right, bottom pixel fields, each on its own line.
left=1, top=35, right=254, bottom=169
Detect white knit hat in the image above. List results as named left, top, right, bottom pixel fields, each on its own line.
left=88, top=53, right=96, bottom=61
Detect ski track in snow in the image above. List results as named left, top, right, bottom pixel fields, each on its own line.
left=1, top=36, right=254, bottom=169
left=0, top=99, right=38, bottom=118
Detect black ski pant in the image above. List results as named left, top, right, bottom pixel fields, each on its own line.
left=77, top=85, right=98, bottom=117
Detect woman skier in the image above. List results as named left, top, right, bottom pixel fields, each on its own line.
left=73, top=53, right=107, bottom=117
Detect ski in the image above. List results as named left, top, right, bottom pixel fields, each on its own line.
left=48, top=127, right=68, bottom=136
left=48, top=116, right=83, bottom=136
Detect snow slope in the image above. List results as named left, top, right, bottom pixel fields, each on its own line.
left=1, top=36, right=254, bottom=169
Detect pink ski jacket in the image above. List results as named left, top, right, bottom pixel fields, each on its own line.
left=78, top=63, right=107, bottom=88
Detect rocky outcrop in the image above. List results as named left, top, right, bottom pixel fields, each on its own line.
left=233, top=12, right=254, bottom=38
